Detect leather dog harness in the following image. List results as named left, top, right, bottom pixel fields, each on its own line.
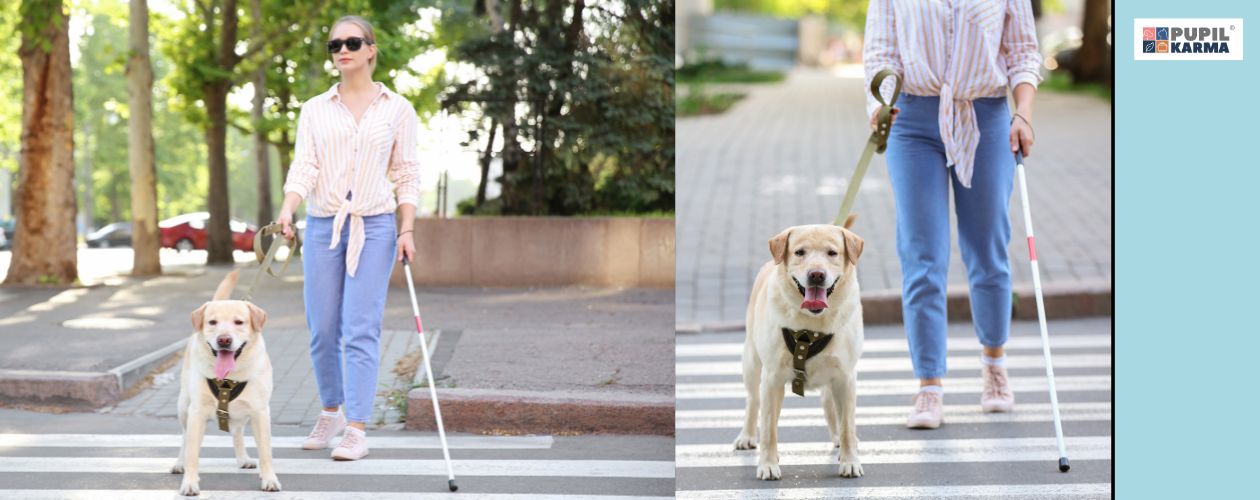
left=205, top=343, right=247, bottom=432
left=782, top=328, right=834, bottom=396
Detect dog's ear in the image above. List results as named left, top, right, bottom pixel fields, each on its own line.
left=840, top=227, right=865, bottom=267
left=191, top=303, right=208, bottom=331
left=843, top=212, right=858, bottom=229
left=768, top=228, right=792, bottom=265
left=246, top=302, right=267, bottom=333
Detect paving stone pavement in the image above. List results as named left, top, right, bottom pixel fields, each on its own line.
left=676, top=67, right=1112, bottom=326
left=106, top=328, right=422, bottom=428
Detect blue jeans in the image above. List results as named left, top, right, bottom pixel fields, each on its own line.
left=885, top=93, right=1014, bottom=379
left=302, top=212, right=397, bottom=423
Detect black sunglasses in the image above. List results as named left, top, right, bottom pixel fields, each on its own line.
left=327, top=37, right=372, bottom=53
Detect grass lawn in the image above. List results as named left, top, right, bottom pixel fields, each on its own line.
left=676, top=91, right=745, bottom=117
left=1038, top=71, right=1111, bottom=102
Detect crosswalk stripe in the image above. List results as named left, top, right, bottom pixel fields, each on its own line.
left=676, top=374, right=1111, bottom=399
left=0, top=434, right=552, bottom=450
left=676, top=335, right=1111, bottom=358
left=0, top=457, right=675, bottom=479
left=676, top=353, right=1110, bottom=376
left=675, top=436, right=1110, bottom=467
left=675, top=401, right=1111, bottom=428
left=676, top=483, right=1112, bottom=499
left=0, top=491, right=673, bottom=500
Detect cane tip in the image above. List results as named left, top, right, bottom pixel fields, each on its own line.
left=1059, top=457, right=1070, bottom=472
left=449, top=479, right=458, bottom=491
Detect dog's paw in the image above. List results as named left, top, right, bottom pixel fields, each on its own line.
left=170, top=463, right=184, bottom=474
left=238, top=458, right=257, bottom=469
left=178, top=478, right=200, bottom=496
left=733, top=434, right=757, bottom=450
left=755, top=463, right=781, bottom=480
left=260, top=473, right=282, bottom=492
left=839, top=461, right=864, bottom=478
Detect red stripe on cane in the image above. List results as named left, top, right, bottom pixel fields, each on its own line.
left=415, top=316, right=424, bottom=334
left=1027, top=236, right=1038, bottom=261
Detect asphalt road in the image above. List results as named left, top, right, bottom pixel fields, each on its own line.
left=674, top=318, right=1113, bottom=499
left=0, top=408, right=674, bottom=498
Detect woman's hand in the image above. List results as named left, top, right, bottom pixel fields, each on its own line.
left=277, top=209, right=296, bottom=241
left=1010, top=113, right=1034, bottom=157
left=870, top=106, right=899, bottom=132
left=397, top=231, right=415, bottom=263
left=277, top=191, right=302, bottom=240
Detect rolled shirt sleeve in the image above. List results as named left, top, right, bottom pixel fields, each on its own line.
left=1002, top=0, right=1043, bottom=91
left=863, top=0, right=904, bottom=119
left=388, top=107, right=422, bottom=208
left=283, top=104, right=319, bottom=200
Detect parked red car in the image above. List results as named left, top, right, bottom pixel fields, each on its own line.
left=159, top=212, right=257, bottom=252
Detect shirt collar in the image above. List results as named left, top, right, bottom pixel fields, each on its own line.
left=324, top=81, right=392, bottom=103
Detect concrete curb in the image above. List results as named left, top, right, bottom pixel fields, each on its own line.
left=677, top=284, right=1112, bottom=333
left=406, top=388, right=674, bottom=436
left=0, top=339, right=186, bottom=408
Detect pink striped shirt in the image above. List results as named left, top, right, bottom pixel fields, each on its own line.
left=863, top=0, right=1042, bottom=188
left=283, top=82, right=421, bottom=277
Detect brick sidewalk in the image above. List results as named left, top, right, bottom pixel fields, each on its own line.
left=676, top=67, right=1111, bottom=326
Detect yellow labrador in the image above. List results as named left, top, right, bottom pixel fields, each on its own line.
left=171, top=270, right=280, bottom=495
left=734, top=216, right=865, bottom=480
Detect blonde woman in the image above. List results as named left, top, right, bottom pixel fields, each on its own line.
left=277, top=15, right=421, bottom=460
left=863, top=0, right=1041, bottom=429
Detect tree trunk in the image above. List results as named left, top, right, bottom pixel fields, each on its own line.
left=489, top=0, right=524, bottom=213
left=277, top=83, right=292, bottom=183
left=251, top=0, right=272, bottom=227
left=477, top=119, right=497, bottom=207
left=205, top=82, right=234, bottom=263
left=128, top=0, right=161, bottom=276
left=7, top=0, right=78, bottom=285
left=205, top=0, right=240, bottom=264
left=1075, top=0, right=1110, bottom=85
left=80, top=122, right=93, bottom=233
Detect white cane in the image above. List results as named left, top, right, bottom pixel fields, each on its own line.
left=1014, top=149, right=1070, bottom=473
left=402, top=261, right=459, bottom=490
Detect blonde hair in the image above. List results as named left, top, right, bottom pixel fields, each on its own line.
left=330, top=15, right=378, bottom=73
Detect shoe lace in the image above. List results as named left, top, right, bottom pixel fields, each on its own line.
left=309, top=415, right=334, bottom=438
left=984, top=366, right=1011, bottom=398
left=914, top=391, right=940, bottom=413
left=339, top=431, right=362, bottom=449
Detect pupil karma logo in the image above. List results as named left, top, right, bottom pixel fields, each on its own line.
left=1135, top=19, right=1243, bottom=60
left=1141, top=26, right=1171, bottom=53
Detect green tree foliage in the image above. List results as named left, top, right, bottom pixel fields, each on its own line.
left=0, top=1, right=23, bottom=183
left=438, top=0, right=674, bottom=215
left=716, top=0, right=866, bottom=28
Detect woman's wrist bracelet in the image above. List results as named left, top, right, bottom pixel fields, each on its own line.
left=1011, top=113, right=1035, bottom=138
left=397, top=230, right=413, bottom=240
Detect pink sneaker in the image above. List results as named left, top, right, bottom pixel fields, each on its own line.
left=906, top=389, right=944, bottom=429
left=331, top=427, right=370, bottom=461
left=302, top=412, right=346, bottom=450
left=981, top=364, right=1015, bottom=412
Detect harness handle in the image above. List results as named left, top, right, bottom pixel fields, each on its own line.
left=869, top=68, right=902, bottom=154
left=244, top=223, right=297, bottom=302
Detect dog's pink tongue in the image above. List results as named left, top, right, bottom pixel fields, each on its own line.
left=214, top=350, right=235, bottom=380
left=801, top=286, right=828, bottom=310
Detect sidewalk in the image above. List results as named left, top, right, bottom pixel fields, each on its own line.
left=676, top=67, right=1112, bottom=329
left=0, top=258, right=674, bottom=434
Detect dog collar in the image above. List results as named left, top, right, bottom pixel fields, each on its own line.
left=782, top=328, right=834, bottom=397
left=205, top=377, right=248, bottom=432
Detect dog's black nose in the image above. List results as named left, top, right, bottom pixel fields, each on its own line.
left=216, top=336, right=232, bottom=347
left=808, top=270, right=826, bottom=285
